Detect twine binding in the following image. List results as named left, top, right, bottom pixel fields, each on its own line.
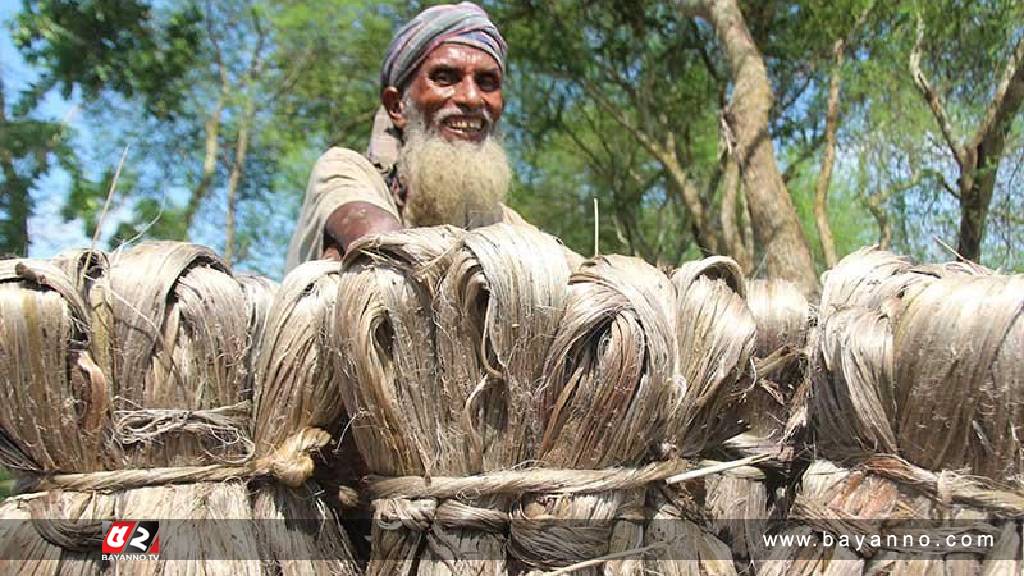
left=17, top=427, right=331, bottom=494
left=364, top=455, right=766, bottom=501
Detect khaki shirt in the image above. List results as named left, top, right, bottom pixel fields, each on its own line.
left=285, top=146, right=530, bottom=272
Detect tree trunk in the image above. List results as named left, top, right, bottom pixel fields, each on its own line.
left=814, top=37, right=844, bottom=268
left=223, top=9, right=266, bottom=264
left=688, top=0, right=819, bottom=295
left=1, top=168, right=29, bottom=257
left=955, top=171, right=983, bottom=261
left=958, top=61, right=1024, bottom=261
left=958, top=147, right=996, bottom=261
left=224, top=101, right=254, bottom=265
left=181, top=89, right=225, bottom=238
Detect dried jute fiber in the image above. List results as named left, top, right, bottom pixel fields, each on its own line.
left=333, top=226, right=475, bottom=576
left=671, top=256, right=756, bottom=455
left=708, top=279, right=810, bottom=575
left=330, top=224, right=748, bottom=575
left=236, top=271, right=279, bottom=391
left=0, top=259, right=106, bottom=477
left=740, top=278, right=820, bottom=506
left=761, top=250, right=1024, bottom=576
left=523, top=254, right=676, bottom=576
left=732, top=278, right=811, bottom=460
left=648, top=256, right=756, bottom=576
left=251, top=260, right=360, bottom=575
left=0, top=243, right=355, bottom=575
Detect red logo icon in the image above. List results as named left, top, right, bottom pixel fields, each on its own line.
left=101, top=521, right=160, bottom=559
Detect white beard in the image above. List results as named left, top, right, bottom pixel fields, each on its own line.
left=397, top=105, right=510, bottom=229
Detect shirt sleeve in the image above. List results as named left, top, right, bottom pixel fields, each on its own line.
left=285, top=147, right=399, bottom=272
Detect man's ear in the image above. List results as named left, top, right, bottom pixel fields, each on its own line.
left=381, top=87, right=407, bottom=130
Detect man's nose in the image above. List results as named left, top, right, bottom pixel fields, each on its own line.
left=452, top=76, right=484, bottom=110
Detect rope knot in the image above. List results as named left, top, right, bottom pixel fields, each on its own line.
left=256, top=427, right=331, bottom=487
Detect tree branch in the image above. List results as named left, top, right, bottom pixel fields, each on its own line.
left=909, top=12, right=967, bottom=171
left=970, top=33, right=1024, bottom=154
left=780, top=130, right=826, bottom=184
left=561, top=120, right=606, bottom=173
left=204, top=1, right=229, bottom=88
left=267, top=47, right=314, bottom=103
left=579, top=79, right=668, bottom=161
left=814, top=34, right=846, bottom=268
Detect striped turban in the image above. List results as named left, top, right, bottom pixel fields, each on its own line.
left=380, top=2, right=507, bottom=91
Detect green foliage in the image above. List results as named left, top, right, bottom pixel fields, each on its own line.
left=784, top=154, right=877, bottom=271
left=499, top=0, right=720, bottom=265
left=267, top=1, right=400, bottom=150
left=13, top=0, right=202, bottom=117
left=109, top=196, right=188, bottom=245
left=0, top=77, right=81, bottom=256
left=837, top=0, right=1024, bottom=265
left=6, top=0, right=1022, bottom=274
left=61, top=166, right=137, bottom=240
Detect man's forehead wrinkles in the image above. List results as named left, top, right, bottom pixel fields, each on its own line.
left=425, top=61, right=502, bottom=75
left=422, top=45, right=501, bottom=70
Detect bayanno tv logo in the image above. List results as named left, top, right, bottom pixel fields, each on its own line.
left=101, top=521, right=160, bottom=560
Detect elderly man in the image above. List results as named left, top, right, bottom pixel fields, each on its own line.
left=286, top=2, right=528, bottom=269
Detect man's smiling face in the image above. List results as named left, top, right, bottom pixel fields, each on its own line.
left=385, top=43, right=504, bottom=143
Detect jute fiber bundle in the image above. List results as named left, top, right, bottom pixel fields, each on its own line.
left=403, top=223, right=571, bottom=573
left=817, top=247, right=916, bottom=322
left=250, top=260, right=360, bottom=575
left=809, top=250, right=1012, bottom=465
left=518, top=254, right=676, bottom=576
left=0, top=258, right=108, bottom=476
left=49, top=247, right=116, bottom=391
left=671, top=256, right=756, bottom=454
left=800, top=248, right=928, bottom=457
left=433, top=223, right=571, bottom=470
left=335, top=224, right=600, bottom=575
left=50, top=248, right=110, bottom=302
left=100, top=242, right=251, bottom=469
left=761, top=251, right=1024, bottom=576
left=746, top=279, right=810, bottom=363
left=731, top=278, right=811, bottom=459
left=237, top=272, right=278, bottom=380
left=335, top=226, right=716, bottom=574
left=332, top=226, right=474, bottom=575
left=717, top=279, right=810, bottom=574
left=0, top=259, right=113, bottom=576
left=0, top=242, right=350, bottom=574
left=646, top=257, right=755, bottom=576
left=333, top=226, right=463, bottom=478
left=892, top=274, right=1022, bottom=480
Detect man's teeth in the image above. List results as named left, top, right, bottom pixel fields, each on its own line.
left=447, top=118, right=483, bottom=130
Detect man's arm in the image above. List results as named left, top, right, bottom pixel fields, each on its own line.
left=286, top=147, right=402, bottom=271
left=322, top=201, right=402, bottom=260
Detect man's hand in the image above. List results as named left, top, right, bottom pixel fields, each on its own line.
left=323, top=201, right=403, bottom=259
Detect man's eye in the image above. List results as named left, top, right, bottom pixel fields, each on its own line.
left=477, top=73, right=501, bottom=91
left=431, top=69, right=459, bottom=85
